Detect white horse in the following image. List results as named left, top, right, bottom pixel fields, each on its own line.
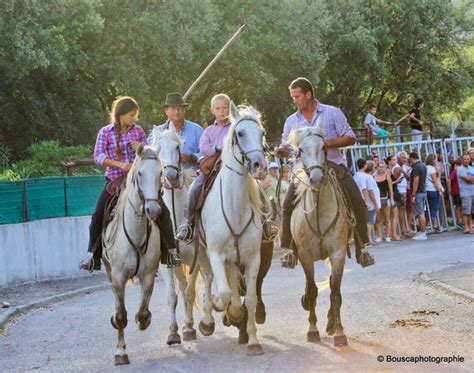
left=151, top=129, right=215, bottom=345
left=289, top=125, right=355, bottom=347
left=102, top=145, right=162, bottom=366
left=199, top=103, right=267, bottom=356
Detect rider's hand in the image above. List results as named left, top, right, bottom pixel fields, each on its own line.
left=129, top=141, right=141, bottom=150
left=274, top=146, right=290, bottom=158
left=121, top=162, right=132, bottom=172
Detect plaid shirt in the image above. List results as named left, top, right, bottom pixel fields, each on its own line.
left=94, top=123, right=146, bottom=181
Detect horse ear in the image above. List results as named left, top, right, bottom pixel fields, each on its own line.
left=230, top=101, right=241, bottom=122
left=137, top=143, right=145, bottom=156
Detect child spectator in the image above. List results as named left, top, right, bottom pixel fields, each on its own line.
left=364, top=104, right=392, bottom=144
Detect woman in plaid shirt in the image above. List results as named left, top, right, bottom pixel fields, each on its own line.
left=79, top=96, right=181, bottom=271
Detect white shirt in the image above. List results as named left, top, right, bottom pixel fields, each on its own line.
left=366, top=173, right=381, bottom=210
left=392, top=163, right=410, bottom=193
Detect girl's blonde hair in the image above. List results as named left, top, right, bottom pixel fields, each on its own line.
left=210, top=94, right=230, bottom=108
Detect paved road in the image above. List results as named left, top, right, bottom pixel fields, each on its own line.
left=1, top=232, right=472, bottom=372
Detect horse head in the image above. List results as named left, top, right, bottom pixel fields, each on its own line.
left=131, top=144, right=162, bottom=221
left=290, top=123, right=327, bottom=192
left=151, top=128, right=181, bottom=189
left=227, top=102, right=267, bottom=179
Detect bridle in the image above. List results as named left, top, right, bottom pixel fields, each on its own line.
left=226, top=118, right=266, bottom=177
left=297, top=132, right=328, bottom=178
left=129, top=154, right=162, bottom=216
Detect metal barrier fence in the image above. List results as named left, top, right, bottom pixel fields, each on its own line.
left=343, top=136, right=474, bottom=235
left=0, top=176, right=105, bottom=225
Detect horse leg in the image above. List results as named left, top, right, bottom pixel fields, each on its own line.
left=181, top=264, right=199, bottom=341
left=327, top=254, right=348, bottom=347
left=256, top=240, right=273, bottom=324
left=226, top=261, right=243, bottom=326
left=199, top=256, right=216, bottom=336
left=135, top=271, right=154, bottom=331
left=244, top=255, right=264, bottom=356
left=161, top=267, right=181, bottom=345
left=210, top=253, right=232, bottom=312
left=299, top=255, right=319, bottom=343
left=110, top=273, right=129, bottom=365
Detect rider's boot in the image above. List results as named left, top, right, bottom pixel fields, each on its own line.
left=280, top=205, right=297, bottom=269
left=158, top=203, right=182, bottom=267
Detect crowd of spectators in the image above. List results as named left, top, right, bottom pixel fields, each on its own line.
left=353, top=147, right=474, bottom=242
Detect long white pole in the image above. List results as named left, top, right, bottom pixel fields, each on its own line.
left=183, top=24, right=247, bottom=101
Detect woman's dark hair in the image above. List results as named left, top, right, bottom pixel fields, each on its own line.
left=385, top=155, right=394, bottom=165
left=289, top=77, right=315, bottom=98
left=425, top=153, right=436, bottom=167
left=109, top=96, right=139, bottom=160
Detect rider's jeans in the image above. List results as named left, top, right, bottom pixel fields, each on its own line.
left=184, top=173, right=206, bottom=220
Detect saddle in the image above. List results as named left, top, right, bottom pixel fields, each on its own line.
left=190, top=152, right=222, bottom=223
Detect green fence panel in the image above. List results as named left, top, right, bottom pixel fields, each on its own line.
left=66, top=176, right=105, bottom=216
left=0, top=181, right=25, bottom=224
left=26, top=177, right=66, bottom=221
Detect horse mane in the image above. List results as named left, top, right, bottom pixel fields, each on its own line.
left=289, top=126, right=325, bottom=149
left=150, top=127, right=182, bottom=149
left=221, top=105, right=263, bottom=215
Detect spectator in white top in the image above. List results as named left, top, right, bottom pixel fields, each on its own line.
left=425, top=154, right=445, bottom=233
left=363, top=160, right=380, bottom=243
left=457, top=154, right=474, bottom=233
left=392, top=151, right=412, bottom=237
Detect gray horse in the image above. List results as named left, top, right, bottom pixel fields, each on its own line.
left=289, top=125, right=356, bottom=347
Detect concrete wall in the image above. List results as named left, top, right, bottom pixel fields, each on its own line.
left=0, top=216, right=91, bottom=287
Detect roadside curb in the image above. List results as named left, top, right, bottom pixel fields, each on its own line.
left=0, top=283, right=110, bottom=330
left=418, top=274, right=474, bottom=303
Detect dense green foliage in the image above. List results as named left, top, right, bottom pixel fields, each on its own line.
left=1, top=0, right=473, bottom=164
left=0, top=141, right=97, bottom=180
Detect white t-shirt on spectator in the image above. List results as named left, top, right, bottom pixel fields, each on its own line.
left=426, top=165, right=437, bottom=192
left=353, top=171, right=368, bottom=195
left=366, top=173, right=380, bottom=211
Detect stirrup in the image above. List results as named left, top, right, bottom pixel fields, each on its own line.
left=280, top=250, right=297, bottom=269
left=357, top=245, right=375, bottom=268
left=262, top=221, right=279, bottom=242
left=175, top=223, right=194, bottom=244
left=79, top=252, right=101, bottom=272
left=166, top=248, right=182, bottom=268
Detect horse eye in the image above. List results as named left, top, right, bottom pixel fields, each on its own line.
left=237, top=131, right=244, bottom=137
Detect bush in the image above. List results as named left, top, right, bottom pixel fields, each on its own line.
left=2, top=140, right=99, bottom=179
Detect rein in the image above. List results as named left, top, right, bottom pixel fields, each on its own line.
left=219, top=176, right=255, bottom=266
left=123, top=154, right=160, bottom=277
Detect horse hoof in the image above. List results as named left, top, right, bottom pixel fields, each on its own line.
left=227, top=311, right=243, bottom=327
left=135, top=313, right=151, bottom=331
left=255, top=302, right=266, bottom=324
left=247, top=344, right=264, bottom=356
left=334, top=335, right=348, bottom=347
left=199, top=321, right=215, bottom=336
left=301, top=295, right=310, bottom=311
left=114, top=354, right=129, bottom=365
left=239, top=331, right=249, bottom=345
left=183, top=329, right=197, bottom=341
left=167, top=333, right=182, bottom=345
left=307, top=331, right=321, bottom=343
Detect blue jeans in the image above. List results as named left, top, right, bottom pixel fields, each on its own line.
left=426, top=190, right=440, bottom=219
